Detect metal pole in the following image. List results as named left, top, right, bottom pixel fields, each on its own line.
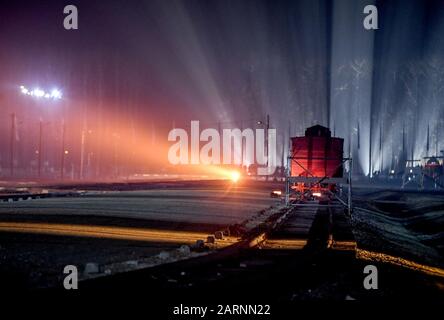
left=218, top=121, right=221, bottom=164
left=266, top=114, right=270, bottom=150
left=240, top=120, right=243, bottom=166
left=80, top=129, right=85, bottom=180
left=266, top=114, right=270, bottom=181
left=380, top=122, right=383, bottom=174
left=369, top=120, right=372, bottom=178
left=348, top=158, right=352, bottom=216
left=10, top=113, right=15, bottom=177
left=38, top=119, right=43, bottom=178
left=61, top=120, right=66, bottom=181
left=285, top=156, right=290, bottom=205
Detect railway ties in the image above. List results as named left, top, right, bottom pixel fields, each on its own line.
left=82, top=201, right=358, bottom=299
left=263, top=205, right=318, bottom=250
left=195, top=202, right=360, bottom=300
left=261, top=200, right=356, bottom=252
left=209, top=201, right=358, bottom=290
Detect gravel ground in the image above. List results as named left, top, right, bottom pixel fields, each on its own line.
left=352, top=189, right=444, bottom=269
left=0, top=188, right=279, bottom=224
left=1, top=183, right=443, bottom=298
left=0, top=232, right=177, bottom=289
left=0, top=182, right=281, bottom=290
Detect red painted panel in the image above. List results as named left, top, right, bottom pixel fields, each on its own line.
left=291, top=135, right=344, bottom=178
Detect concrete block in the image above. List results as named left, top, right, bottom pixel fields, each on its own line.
left=214, top=231, right=224, bottom=240
left=178, top=245, right=191, bottom=255
left=192, top=239, right=205, bottom=250
left=158, top=251, right=170, bottom=260
left=125, top=260, right=138, bottom=268
left=84, top=262, right=99, bottom=275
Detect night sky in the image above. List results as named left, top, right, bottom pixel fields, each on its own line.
left=1, top=0, right=444, bottom=178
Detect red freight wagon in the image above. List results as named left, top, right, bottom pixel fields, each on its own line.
left=291, top=125, right=344, bottom=178
left=285, top=125, right=351, bottom=214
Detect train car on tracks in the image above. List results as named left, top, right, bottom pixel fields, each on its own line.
left=285, top=125, right=352, bottom=214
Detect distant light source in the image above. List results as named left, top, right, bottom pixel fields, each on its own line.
left=271, top=190, right=282, bottom=198
left=19, top=85, right=62, bottom=100
left=20, top=86, right=29, bottom=95
left=64, top=150, right=69, bottom=155
left=50, top=89, right=62, bottom=99
left=33, top=88, right=45, bottom=98
left=313, top=192, right=322, bottom=197
left=230, top=171, right=240, bottom=183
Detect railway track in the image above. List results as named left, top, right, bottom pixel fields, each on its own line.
left=262, top=200, right=355, bottom=251
left=44, top=198, right=444, bottom=302
left=81, top=200, right=359, bottom=299
left=2, top=184, right=443, bottom=302
left=0, top=191, right=80, bottom=202
left=0, top=221, right=238, bottom=246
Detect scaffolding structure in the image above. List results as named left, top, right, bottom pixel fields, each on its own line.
left=285, top=156, right=353, bottom=216
left=402, top=157, right=444, bottom=190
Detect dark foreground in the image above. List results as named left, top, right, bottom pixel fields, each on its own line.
left=0, top=180, right=443, bottom=310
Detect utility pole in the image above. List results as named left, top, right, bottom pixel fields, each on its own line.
left=402, top=122, right=405, bottom=157
left=218, top=121, right=221, bottom=164
left=266, top=114, right=270, bottom=180
left=288, top=120, right=291, bottom=167
left=79, top=128, right=86, bottom=180
left=266, top=114, right=270, bottom=157
left=240, top=119, right=243, bottom=166
left=369, top=118, right=372, bottom=178
left=113, top=133, right=119, bottom=178
left=10, top=113, right=16, bottom=177
left=426, top=123, right=430, bottom=157
left=281, top=130, right=285, bottom=168
left=380, top=122, right=383, bottom=174
left=61, top=120, right=66, bottom=181
left=38, top=119, right=43, bottom=178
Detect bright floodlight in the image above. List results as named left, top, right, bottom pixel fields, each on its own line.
left=230, top=171, right=240, bottom=183
left=50, top=89, right=62, bottom=99
left=19, top=85, right=62, bottom=100
left=33, top=88, right=45, bottom=97
left=20, top=86, right=29, bottom=95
